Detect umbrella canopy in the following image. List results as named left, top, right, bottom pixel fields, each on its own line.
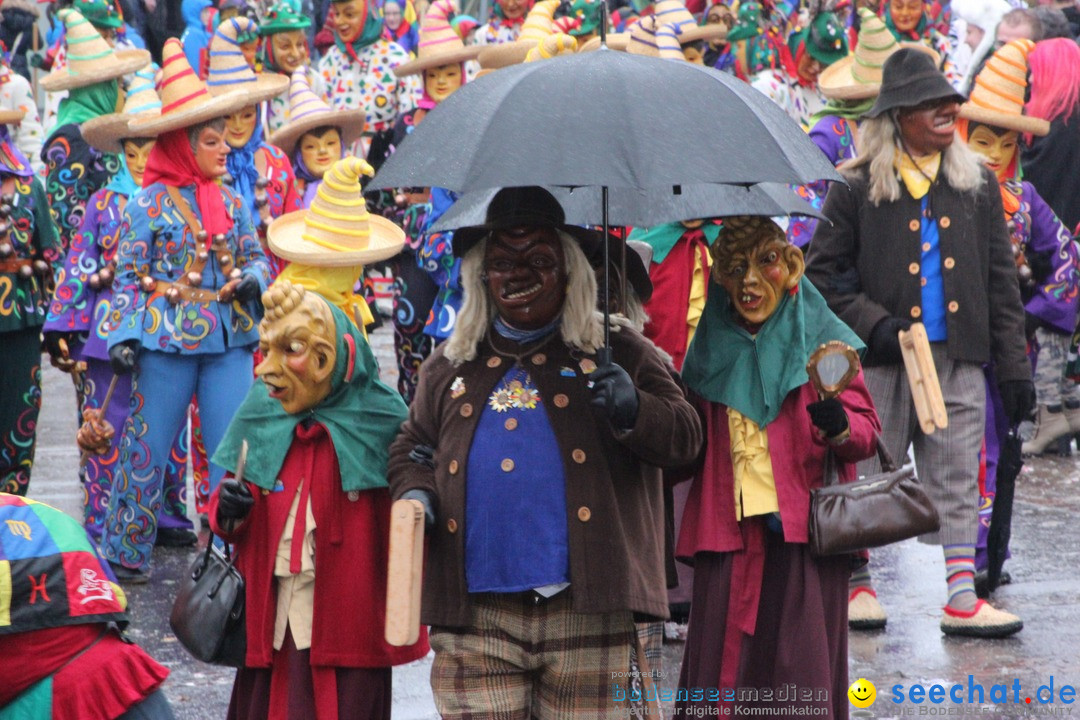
left=429, top=183, right=826, bottom=233
left=370, top=48, right=843, bottom=193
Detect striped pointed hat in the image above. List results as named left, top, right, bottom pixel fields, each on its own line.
left=268, top=156, right=405, bottom=266
left=394, top=0, right=482, bottom=76
left=625, top=0, right=726, bottom=56
left=960, top=39, right=1049, bottom=136
left=477, top=0, right=559, bottom=69
left=207, top=16, right=289, bottom=104
left=268, top=67, right=365, bottom=157
left=82, top=63, right=163, bottom=153
left=128, top=38, right=253, bottom=136
left=41, top=8, right=150, bottom=92
left=524, top=33, right=577, bottom=61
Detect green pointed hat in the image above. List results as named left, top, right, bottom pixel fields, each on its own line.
left=790, top=11, right=848, bottom=67
left=260, top=0, right=312, bottom=35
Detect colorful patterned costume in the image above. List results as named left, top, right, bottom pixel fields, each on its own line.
left=42, top=123, right=120, bottom=252
left=786, top=114, right=857, bottom=247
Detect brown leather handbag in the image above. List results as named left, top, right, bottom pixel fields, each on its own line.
left=809, top=436, right=941, bottom=557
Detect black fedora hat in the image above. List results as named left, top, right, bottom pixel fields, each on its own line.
left=864, top=47, right=964, bottom=119
left=452, top=186, right=599, bottom=258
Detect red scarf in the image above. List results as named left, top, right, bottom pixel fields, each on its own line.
left=142, top=128, right=234, bottom=239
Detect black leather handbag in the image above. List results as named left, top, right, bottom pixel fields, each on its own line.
left=170, top=535, right=246, bottom=667
left=809, top=436, right=941, bottom=556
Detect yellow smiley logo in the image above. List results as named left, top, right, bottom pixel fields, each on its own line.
left=848, top=678, right=877, bottom=709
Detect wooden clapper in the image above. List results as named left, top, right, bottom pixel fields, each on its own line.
left=385, top=499, right=425, bottom=646
left=898, top=323, right=948, bottom=433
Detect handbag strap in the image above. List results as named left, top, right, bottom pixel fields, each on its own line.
left=822, top=432, right=898, bottom=487
left=198, top=532, right=241, bottom=598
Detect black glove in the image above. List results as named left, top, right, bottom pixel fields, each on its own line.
left=401, top=489, right=436, bottom=530
left=1028, top=250, right=1053, bottom=285
left=998, top=379, right=1036, bottom=425
left=807, top=397, right=849, bottom=439
left=43, top=330, right=74, bottom=363
left=1024, top=312, right=1043, bottom=340
left=867, top=316, right=912, bottom=365
left=108, top=340, right=139, bottom=375
left=234, top=273, right=261, bottom=303
left=408, top=444, right=435, bottom=470
left=217, top=477, right=254, bottom=522
left=589, top=362, right=639, bottom=430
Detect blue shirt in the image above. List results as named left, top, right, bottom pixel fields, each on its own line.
left=920, top=197, right=947, bottom=342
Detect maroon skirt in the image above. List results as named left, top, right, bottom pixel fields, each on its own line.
left=674, top=524, right=851, bottom=719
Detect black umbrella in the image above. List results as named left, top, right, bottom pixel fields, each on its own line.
left=985, top=426, right=1023, bottom=593
left=429, top=183, right=826, bottom=233
left=370, top=49, right=842, bottom=193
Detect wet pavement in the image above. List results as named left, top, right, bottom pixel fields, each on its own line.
left=24, top=324, right=1080, bottom=719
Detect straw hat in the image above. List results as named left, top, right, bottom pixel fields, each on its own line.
left=477, top=0, right=559, bottom=69
left=268, top=67, right=365, bottom=157
left=625, top=0, right=726, bottom=57
left=268, top=156, right=405, bottom=266
left=818, top=8, right=940, bottom=100
left=41, top=9, right=150, bottom=92
left=82, top=63, right=162, bottom=153
left=127, top=38, right=254, bottom=136
left=578, top=33, right=630, bottom=52
left=393, top=0, right=482, bottom=76
left=207, top=17, right=289, bottom=104
left=0, top=108, right=26, bottom=125
left=524, top=33, right=577, bottom=61
left=959, top=39, right=1049, bottom=136
left=0, top=0, right=40, bottom=19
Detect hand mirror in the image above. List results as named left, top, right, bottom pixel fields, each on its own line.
left=806, top=341, right=861, bottom=399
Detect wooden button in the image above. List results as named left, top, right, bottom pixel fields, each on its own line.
left=922, top=242, right=931, bottom=252
left=911, top=306, right=922, bottom=318
left=449, top=460, right=459, bottom=475
left=487, top=356, right=502, bottom=368
left=460, top=403, right=473, bottom=418
left=447, top=519, right=458, bottom=533
left=909, top=219, right=920, bottom=232
left=572, top=449, right=586, bottom=464
left=577, top=506, right=592, bottom=522
left=944, top=257, right=955, bottom=269
left=531, top=353, right=546, bottom=366
left=504, top=418, right=518, bottom=431
left=501, top=458, right=515, bottom=472
left=908, top=262, right=919, bottom=275
left=939, top=216, right=951, bottom=229
left=948, top=300, right=959, bottom=313
left=553, top=393, right=569, bottom=408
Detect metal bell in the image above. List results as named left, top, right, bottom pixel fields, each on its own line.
left=255, top=177, right=269, bottom=189
left=218, top=253, right=231, bottom=266
left=18, top=264, right=32, bottom=279
left=32, top=259, right=48, bottom=275
left=0, top=242, right=12, bottom=257
left=187, top=271, right=202, bottom=286
left=197, top=250, right=210, bottom=263
left=1018, top=264, right=1033, bottom=283
left=229, top=268, right=242, bottom=281
left=196, top=231, right=208, bottom=244
left=254, top=192, right=268, bottom=208
left=98, top=267, right=114, bottom=286
left=212, top=234, right=226, bottom=245
left=165, top=287, right=181, bottom=304
left=1011, top=243, right=1021, bottom=258
left=139, top=276, right=158, bottom=293
left=89, top=273, right=102, bottom=290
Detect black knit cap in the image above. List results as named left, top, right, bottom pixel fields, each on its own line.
left=453, top=186, right=598, bottom=258
left=864, top=47, right=964, bottom=118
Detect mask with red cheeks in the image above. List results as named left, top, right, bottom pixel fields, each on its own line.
left=711, top=217, right=804, bottom=328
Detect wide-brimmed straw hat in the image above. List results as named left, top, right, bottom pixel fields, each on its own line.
left=394, top=0, right=482, bottom=76
left=864, top=46, right=962, bottom=119
left=41, top=8, right=150, bottom=92
left=207, top=16, right=289, bottom=104
left=268, top=67, right=365, bottom=157
left=477, top=0, right=560, bottom=69
left=819, top=9, right=939, bottom=100
left=578, top=33, right=630, bottom=52
left=268, top=156, right=405, bottom=266
left=452, top=186, right=599, bottom=258
left=959, top=39, right=1049, bottom=136
left=127, top=38, right=253, bottom=136
left=82, top=63, right=162, bottom=153
left=650, top=0, right=728, bottom=44
left=0, top=108, right=26, bottom=125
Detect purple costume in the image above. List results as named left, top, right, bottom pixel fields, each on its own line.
left=786, top=115, right=857, bottom=248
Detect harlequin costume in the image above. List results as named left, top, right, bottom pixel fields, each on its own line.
left=673, top=218, right=881, bottom=718
left=39, top=9, right=149, bottom=253
left=474, top=0, right=558, bottom=70
left=42, top=65, right=194, bottom=545
left=0, top=112, right=61, bottom=497
left=99, top=39, right=272, bottom=578
left=211, top=157, right=425, bottom=720
left=471, top=0, right=535, bottom=47
left=315, top=0, right=420, bottom=160
left=258, top=0, right=314, bottom=134
left=381, top=0, right=419, bottom=55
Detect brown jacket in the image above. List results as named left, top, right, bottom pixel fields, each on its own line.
left=388, top=326, right=703, bottom=627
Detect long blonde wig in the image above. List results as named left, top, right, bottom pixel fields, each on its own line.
left=841, top=113, right=984, bottom=205
left=444, top=231, right=604, bottom=364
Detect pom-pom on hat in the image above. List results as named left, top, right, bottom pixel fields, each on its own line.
left=393, top=0, right=482, bottom=77
left=268, top=156, right=406, bottom=266
left=41, top=8, right=150, bottom=92
left=82, top=62, right=162, bottom=153
left=959, top=39, right=1049, bottom=136
left=478, top=0, right=559, bottom=69
left=268, top=67, right=365, bottom=157
left=207, top=16, right=289, bottom=104
left=127, top=38, right=253, bottom=136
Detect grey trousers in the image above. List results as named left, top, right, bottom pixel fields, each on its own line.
left=859, top=344, right=985, bottom=548
left=1033, top=327, right=1080, bottom=406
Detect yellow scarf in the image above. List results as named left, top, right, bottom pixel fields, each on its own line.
left=894, top=150, right=942, bottom=200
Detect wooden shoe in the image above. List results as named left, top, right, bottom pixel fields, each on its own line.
left=940, top=600, right=1022, bottom=638
left=849, top=587, right=887, bottom=630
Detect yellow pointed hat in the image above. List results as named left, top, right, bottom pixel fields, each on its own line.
left=394, top=0, right=482, bottom=76
left=960, top=39, right=1049, bottom=136
left=524, top=33, right=577, bottom=62
left=207, top=16, right=289, bottom=104
left=41, top=8, right=150, bottom=92
left=478, top=0, right=559, bottom=69
left=127, top=38, right=253, bottom=136
left=268, top=67, right=366, bottom=157
left=268, top=156, right=406, bottom=266
left=82, top=63, right=162, bottom=153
